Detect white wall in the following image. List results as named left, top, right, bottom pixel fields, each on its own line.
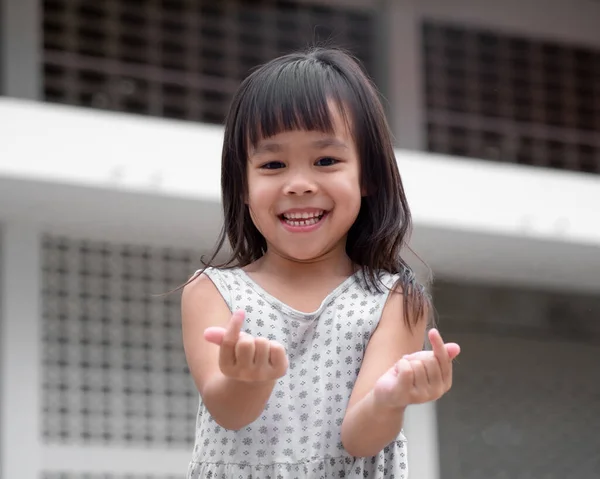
left=0, top=224, right=42, bottom=479
left=2, top=97, right=600, bottom=294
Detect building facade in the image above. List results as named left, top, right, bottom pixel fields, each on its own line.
left=1, top=0, right=599, bottom=478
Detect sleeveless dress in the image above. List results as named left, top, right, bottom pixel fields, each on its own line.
left=187, top=267, right=409, bottom=479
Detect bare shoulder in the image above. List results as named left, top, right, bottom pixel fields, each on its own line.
left=182, top=270, right=226, bottom=309
left=377, top=281, right=429, bottom=342
left=181, top=271, right=232, bottom=394
left=346, top=282, right=429, bottom=409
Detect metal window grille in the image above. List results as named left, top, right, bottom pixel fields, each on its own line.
left=42, top=0, right=376, bottom=124
left=423, top=21, right=600, bottom=174
left=42, top=235, right=198, bottom=447
left=42, top=475, right=180, bottom=479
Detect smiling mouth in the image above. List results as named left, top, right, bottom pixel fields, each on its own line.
left=279, top=210, right=326, bottom=227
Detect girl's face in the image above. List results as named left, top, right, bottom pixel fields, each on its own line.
left=246, top=106, right=362, bottom=263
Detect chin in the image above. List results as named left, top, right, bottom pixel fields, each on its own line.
left=277, top=245, right=332, bottom=263
left=283, top=250, right=324, bottom=262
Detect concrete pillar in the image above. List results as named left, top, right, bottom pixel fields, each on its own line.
left=0, top=223, right=42, bottom=479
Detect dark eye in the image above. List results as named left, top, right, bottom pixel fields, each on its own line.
left=316, top=157, right=338, bottom=167
left=260, top=161, right=285, bottom=170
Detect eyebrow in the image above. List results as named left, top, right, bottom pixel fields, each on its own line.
left=251, top=137, right=349, bottom=156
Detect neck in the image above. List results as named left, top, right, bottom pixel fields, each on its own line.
left=255, top=248, right=355, bottom=281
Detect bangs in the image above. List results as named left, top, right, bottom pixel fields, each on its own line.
left=237, top=58, right=355, bottom=149
left=214, top=48, right=426, bottom=329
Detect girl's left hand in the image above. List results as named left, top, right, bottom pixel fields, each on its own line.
left=373, top=329, right=461, bottom=409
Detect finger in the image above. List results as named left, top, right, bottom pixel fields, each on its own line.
left=235, top=334, right=255, bottom=366
left=402, top=350, right=431, bottom=361
left=410, top=359, right=428, bottom=389
left=220, top=311, right=245, bottom=365
left=203, top=326, right=227, bottom=346
left=253, top=337, right=270, bottom=366
left=428, top=329, right=449, bottom=360
left=428, top=329, right=450, bottom=381
left=422, top=356, right=443, bottom=392
left=403, top=344, right=459, bottom=362
left=223, top=310, right=245, bottom=344
left=393, top=358, right=414, bottom=405
left=268, top=341, right=289, bottom=376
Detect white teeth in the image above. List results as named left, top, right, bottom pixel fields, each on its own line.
left=283, top=217, right=321, bottom=227
left=282, top=210, right=324, bottom=220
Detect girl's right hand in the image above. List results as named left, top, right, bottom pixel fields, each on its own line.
left=204, top=310, right=289, bottom=383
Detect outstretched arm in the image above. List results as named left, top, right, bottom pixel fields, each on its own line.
left=182, top=274, right=288, bottom=430
left=340, top=288, right=460, bottom=457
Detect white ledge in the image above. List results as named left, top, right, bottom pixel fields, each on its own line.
left=2, top=97, right=600, bottom=292
left=41, top=444, right=190, bottom=476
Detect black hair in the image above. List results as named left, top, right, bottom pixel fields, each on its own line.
left=194, top=47, right=431, bottom=328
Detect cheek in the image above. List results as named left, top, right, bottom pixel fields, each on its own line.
left=338, top=172, right=363, bottom=204
left=346, top=173, right=364, bottom=217
left=246, top=177, right=275, bottom=215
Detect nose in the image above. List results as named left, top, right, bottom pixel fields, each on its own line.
left=283, top=172, right=317, bottom=196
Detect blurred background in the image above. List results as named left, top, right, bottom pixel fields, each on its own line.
left=1, top=0, right=599, bottom=478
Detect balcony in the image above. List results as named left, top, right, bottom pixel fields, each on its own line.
left=2, top=96, right=599, bottom=293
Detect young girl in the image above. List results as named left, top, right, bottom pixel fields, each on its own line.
left=181, top=47, right=460, bottom=478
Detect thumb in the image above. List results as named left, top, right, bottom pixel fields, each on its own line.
left=204, top=326, right=227, bottom=346
left=446, top=343, right=461, bottom=360
left=374, top=359, right=413, bottom=407
left=375, top=365, right=400, bottom=396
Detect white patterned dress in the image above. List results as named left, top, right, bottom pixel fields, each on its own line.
left=186, top=267, right=408, bottom=479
